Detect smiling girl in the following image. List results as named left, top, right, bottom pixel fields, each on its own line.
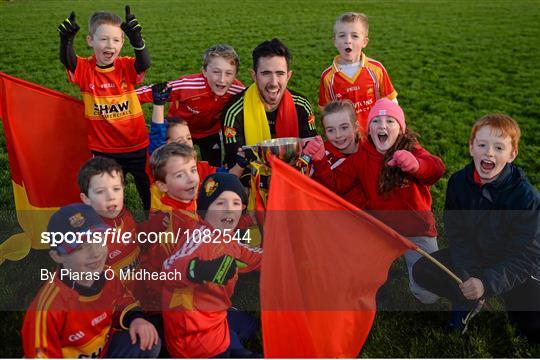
left=306, top=98, right=445, bottom=304
left=320, top=100, right=366, bottom=208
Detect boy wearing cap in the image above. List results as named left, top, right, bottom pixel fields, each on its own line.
left=22, top=204, right=160, bottom=358
left=162, top=173, right=262, bottom=358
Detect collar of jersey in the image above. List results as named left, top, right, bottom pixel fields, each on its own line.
left=92, top=55, right=116, bottom=73
left=332, top=52, right=366, bottom=83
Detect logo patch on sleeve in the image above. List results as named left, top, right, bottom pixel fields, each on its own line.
left=224, top=126, right=237, bottom=139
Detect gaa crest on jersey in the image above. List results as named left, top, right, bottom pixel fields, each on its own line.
left=204, top=178, right=218, bottom=197
left=69, top=213, right=85, bottom=228
left=224, top=126, right=236, bottom=139
left=308, top=113, right=315, bottom=126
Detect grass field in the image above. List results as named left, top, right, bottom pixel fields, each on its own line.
left=0, top=0, right=539, bottom=357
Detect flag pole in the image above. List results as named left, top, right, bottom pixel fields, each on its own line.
left=415, top=247, right=462, bottom=284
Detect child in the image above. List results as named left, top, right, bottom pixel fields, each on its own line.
left=306, top=98, right=444, bottom=304
left=150, top=142, right=202, bottom=215
left=162, top=173, right=262, bottom=358
left=22, top=204, right=160, bottom=358
left=413, top=114, right=539, bottom=341
left=137, top=44, right=245, bottom=166
left=320, top=100, right=366, bottom=208
left=139, top=143, right=202, bottom=312
left=144, top=81, right=193, bottom=154
left=319, top=12, right=397, bottom=135
left=57, top=7, right=152, bottom=210
left=77, top=157, right=167, bottom=289
left=146, top=82, right=246, bottom=178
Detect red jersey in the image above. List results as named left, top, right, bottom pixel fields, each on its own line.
left=319, top=53, right=397, bottom=133
left=69, top=55, right=149, bottom=153
left=102, top=209, right=140, bottom=278
left=22, top=273, right=140, bottom=358
left=162, top=223, right=262, bottom=358
left=323, top=140, right=367, bottom=209
left=313, top=141, right=444, bottom=237
left=137, top=73, right=244, bottom=138
left=141, top=194, right=200, bottom=311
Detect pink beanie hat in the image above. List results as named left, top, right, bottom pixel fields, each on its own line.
left=367, top=98, right=406, bottom=132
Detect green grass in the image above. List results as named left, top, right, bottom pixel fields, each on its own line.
left=1, top=0, right=539, bottom=357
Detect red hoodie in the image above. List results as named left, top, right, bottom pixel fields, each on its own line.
left=313, top=140, right=444, bottom=237
left=323, top=140, right=367, bottom=209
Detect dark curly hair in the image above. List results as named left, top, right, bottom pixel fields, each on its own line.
left=376, top=129, right=419, bottom=195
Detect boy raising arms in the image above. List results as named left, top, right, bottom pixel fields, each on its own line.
left=413, top=114, right=540, bottom=342
left=57, top=7, right=152, bottom=210
left=319, top=12, right=397, bottom=134
left=22, top=204, right=160, bottom=358
left=146, top=82, right=246, bottom=177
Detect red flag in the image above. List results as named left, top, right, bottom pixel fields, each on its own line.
left=261, top=156, right=417, bottom=358
left=0, top=72, right=91, bottom=263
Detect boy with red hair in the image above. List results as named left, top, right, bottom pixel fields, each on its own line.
left=413, top=114, right=540, bottom=342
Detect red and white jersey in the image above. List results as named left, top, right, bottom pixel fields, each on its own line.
left=69, top=55, right=148, bottom=153
left=161, top=222, right=262, bottom=358
left=137, top=73, right=244, bottom=138
left=319, top=53, right=397, bottom=133
left=22, top=273, right=139, bottom=358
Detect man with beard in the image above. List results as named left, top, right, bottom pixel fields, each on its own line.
left=222, top=38, right=317, bottom=169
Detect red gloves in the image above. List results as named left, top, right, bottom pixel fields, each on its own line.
left=387, top=150, right=419, bottom=173
left=302, top=136, right=325, bottom=161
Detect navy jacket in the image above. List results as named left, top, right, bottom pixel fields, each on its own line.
left=445, top=162, right=540, bottom=297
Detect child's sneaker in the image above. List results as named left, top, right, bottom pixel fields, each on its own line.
left=445, top=310, right=468, bottom=333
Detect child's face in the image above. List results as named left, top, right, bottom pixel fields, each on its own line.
left=86, top=24, right=124, bottom=67
left=369, top=115, right=401, bottom=154
left=333, top=21, right=369, bottom=65
left=203, top=57, right=237, bottom=97
left=81, top=171, right=124, bottom=219
left=167, top=124, right=194, bottom=148
left=323, top=110, right=358, bottom=154
left=469, top=125, right=517, bottom=183
left=157, top=156, right=199, bottom=202
left=50, top=242, right=108, bottom=287
left=204, top=191, right=244, bottom=231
